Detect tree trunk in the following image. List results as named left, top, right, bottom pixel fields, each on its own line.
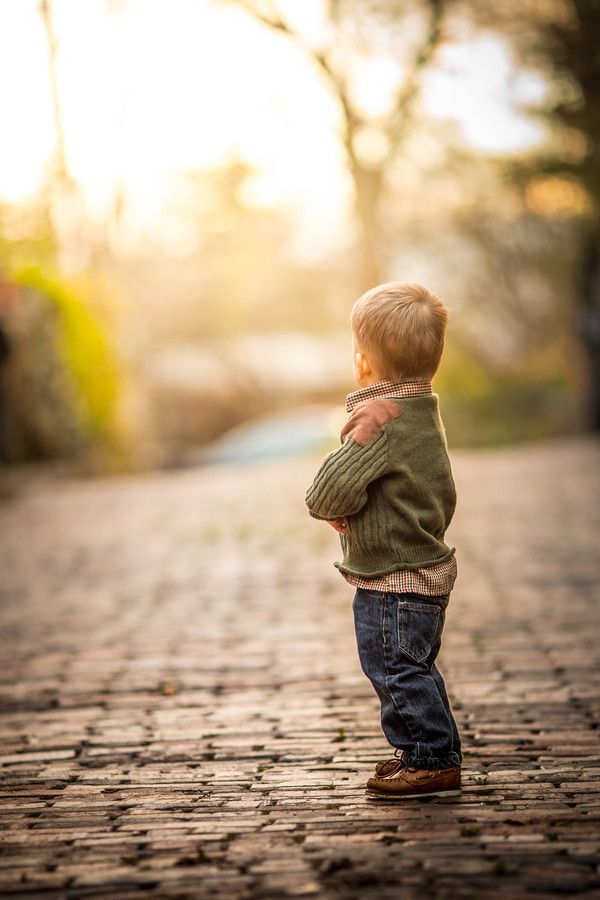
left=352, top=163, right=384, bottom=291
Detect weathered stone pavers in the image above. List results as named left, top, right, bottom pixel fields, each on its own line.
left=1, top=438, right=599, bottom=897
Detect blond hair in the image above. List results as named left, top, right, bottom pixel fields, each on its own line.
left=351, top=282, right=449, bottom=381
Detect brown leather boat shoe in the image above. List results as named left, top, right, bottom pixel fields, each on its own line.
left=366, top=762, right=461, bottom=800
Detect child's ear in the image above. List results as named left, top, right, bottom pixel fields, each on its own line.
left=356, top=351, right=371, bottom=380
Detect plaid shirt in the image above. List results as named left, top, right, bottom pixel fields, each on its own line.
left=341, top=380, right=457, bottom=596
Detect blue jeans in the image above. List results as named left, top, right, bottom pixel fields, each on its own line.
left=352, top=588, right=462, bottom=769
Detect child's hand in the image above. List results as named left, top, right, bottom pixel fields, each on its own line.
left=326, top=517, right=348, bottom=533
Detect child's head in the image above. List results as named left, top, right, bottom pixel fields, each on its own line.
left=351, top=282, right=449, bottom=385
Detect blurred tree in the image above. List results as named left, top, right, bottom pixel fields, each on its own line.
left=235, top=3, right=570, bottom=356
left=39, top=0, right=104, bottom=271
left=236, top=0, right=446, bottom=289
left=462, top=0, right=600, bottom=427
left=533, top=0, right=600, bottom=429
left=0, top=3, right=129, bottom=467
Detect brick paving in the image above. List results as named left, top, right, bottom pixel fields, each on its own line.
left=1, top=437, right=599, bottom=899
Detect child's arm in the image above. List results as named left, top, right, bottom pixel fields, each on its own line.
left=305, top=431, right=388, bottom=520
left=305, top=398, right=401, bottom=522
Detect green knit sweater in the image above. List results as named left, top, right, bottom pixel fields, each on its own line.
left=305, top=392, right=456, bottom=577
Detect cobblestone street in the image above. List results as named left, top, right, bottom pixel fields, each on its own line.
left=1, top=437, right=599, bottom=898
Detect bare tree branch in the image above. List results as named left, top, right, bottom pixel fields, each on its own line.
left=39, top=0, right=73, bottom=188
left=235, top=0, right=446, bottom=168
left=387, top=0, right=445, bottom=157
left=234, top=0, right=357, bottom=160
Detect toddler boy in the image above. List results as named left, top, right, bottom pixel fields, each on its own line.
left=306, top=282, right=462, bottom=799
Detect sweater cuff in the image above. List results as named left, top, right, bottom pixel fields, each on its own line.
left=307, top=508, right=332, bottom=521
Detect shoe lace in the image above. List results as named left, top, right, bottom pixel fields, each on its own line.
left=374, top=748, right=406, bottom=777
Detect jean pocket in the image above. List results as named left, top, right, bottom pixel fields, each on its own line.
left=357, top=588, right=386, bottom=600
left=397, top=601, right=444, bottom=663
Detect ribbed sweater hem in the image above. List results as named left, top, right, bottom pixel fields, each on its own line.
left=334, top=546, right=455, bottom=578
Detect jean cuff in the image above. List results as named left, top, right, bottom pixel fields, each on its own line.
left=403, top=750, right=462, bottom=769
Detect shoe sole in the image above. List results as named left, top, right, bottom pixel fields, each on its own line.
left=366, top=788, right=462, bottom=801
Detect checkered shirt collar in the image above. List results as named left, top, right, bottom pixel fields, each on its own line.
left=346, top=379, right=432, bottom=413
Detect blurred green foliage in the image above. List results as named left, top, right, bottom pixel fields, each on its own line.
left=14, top=265, right=121, bottom=446
left=437, top=340, right=577, bottom=447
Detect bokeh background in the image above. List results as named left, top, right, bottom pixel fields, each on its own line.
left=1, top=0, right=599, bottom=476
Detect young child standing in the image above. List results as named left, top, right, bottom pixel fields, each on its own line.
left=306, top=282, right=462, bottom=800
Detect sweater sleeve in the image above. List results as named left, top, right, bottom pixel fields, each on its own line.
left=305, top=429, right=389, bottom=520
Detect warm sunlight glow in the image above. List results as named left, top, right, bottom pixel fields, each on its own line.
left=525, top=176, right=592, bottom=217
left=1, top=0, right=551, bottom=251
left=422, top=34, right=549, bottom=153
